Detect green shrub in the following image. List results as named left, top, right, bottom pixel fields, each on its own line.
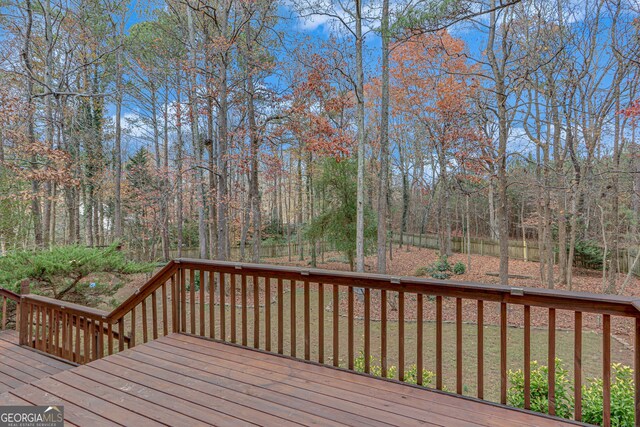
left=403, top=364, right=434, bottom=386
left=354, top=354, right=396, bottom=379
left=354, top=354, right=435, bottom=387
left=574, top=239, right=604, bottom=269
left=507, top=359, right=574, bottom=419
left=453, top=262, right=466, bottom=275
left=417, top=256, right=460, bottom=280
left=508, top=359, right=635, bottom=425
left=582, top=364, right=635, bottom=427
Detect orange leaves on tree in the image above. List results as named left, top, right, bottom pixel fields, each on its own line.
left=286, top=53, right=355, bottom=159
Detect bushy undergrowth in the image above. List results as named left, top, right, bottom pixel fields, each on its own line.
left=508, top=359, right=635, bottom=426
left=416, top=256, right=465, bottom=280
left=354, top=353, right=434, bottom=387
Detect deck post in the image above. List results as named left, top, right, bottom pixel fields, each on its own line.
left=18, top=280, right=30, bottom=345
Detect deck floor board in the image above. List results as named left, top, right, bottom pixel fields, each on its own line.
left=1, top=332, right=580, bottom=426
left=0, top=330, right=74, bottom=394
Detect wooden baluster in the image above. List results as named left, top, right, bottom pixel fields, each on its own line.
left=436, top=296, right=443, bottom=390
left=107, top=322, right=113, bottom=356
left=417, top=293, right=423, bottom=385
left=48, top=307, right=53, bottom=354
left=398, top=291, right=404, bottom=381
left=74, top=315, right=80, bottom=362
left=49, top=308, right=55, bottom=354
left=219, top=273, right=226, bottom=341
left=231, top=274, right=237, bottom=343
left=364, top=288, right=370, bottom=374
left=381, top=290, right=387, bottom=377
left=47, top=309, right=52, bottom=354
left=180, top=268, right=186, bottom=332
left=277, top=278, right=283, bottom=354
left=456, top=297, right=462, bottom=394
left=130, top=308, right=137, bottom=348
left=35, top=305, right=40, bottom=350
left=333, top=284, right=339, bottom=367
left=61, top=312, right=67, bottom=359
left=199, top=270, right=205, bottom=336
left=501, top=302, right=508, bottom=405
left=55, top=310, right=61, bottom=357
left=603, top=314, right=611, bottom=427
left=574, top=311, right=582, bottom=421
left=348, top=287, right=354, bottom=370
left=49, top=310, right=55, bottom=355
left=58, top=311, right=63, bottom=356
left=242, top=274, right=248, bottom=346
left=254, top=276, right=260, bottom=348
left=304, top=280, right=310, bottom=360
left=66, top=313, right=72, bottom=359
left=41, top=307, right=47, bottom=352
left=141, top=298, right=148, bottom=343
left=28, top=303, right=34, bottom=347
left=478, top=300, right=484, bottom=399
left=209, top=271, right=214, bottom=339
left=83, top=318, right=90, bottom=363
left=318, top=283, right=324, bottom=364
left=162, top=282, right=168, bottom=337
left=118, top=318, right=125, bottom=352
left=41, top=306, right=46, bottom=351
left=524, top=305, right=531, bottom=409
left=190, top=269, right=195, bottom=334
left=171, top=275, right=177, bottom=333
left=548, top=308, right=556, bottom=415
left=265, top=278, right=271, bottom=352
left=291, top=280, right=297, bottom=357
left=152, top=290, right=158, bottom=340
left=1, top=296, right=6, bottom=329
left=635, top=317, right=640, bottom=427
left=97, top=320, right=104, bottom=359
left=91, top=319, right=97, bottom=361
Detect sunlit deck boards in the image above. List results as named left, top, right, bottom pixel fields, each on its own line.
left=1, top=333, right=578, bottom=426
left=0, top=330, right=74, bottom=394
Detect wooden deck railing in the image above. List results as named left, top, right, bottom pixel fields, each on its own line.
left=12, top=258, right=640, bottom=426
left=0, top=287, right=20, bottom=330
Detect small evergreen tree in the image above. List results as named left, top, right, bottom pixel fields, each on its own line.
left=0, top=244, right=153, bottom=303
left=306, top=158, right=377, bottom=270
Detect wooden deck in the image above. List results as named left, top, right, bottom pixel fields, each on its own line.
left=0, top=330, right=74, bottom=393
left=0, top=332, right=579, bottom=426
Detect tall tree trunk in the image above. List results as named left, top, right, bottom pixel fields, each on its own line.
left=487, top=0, right=509, bottom=285
left=377, top=0, right=390, bottom=273
left=186, top=7, right=207, bottom=259
left=244, top=18, right=262, bottom=264
left=22, top=0, right=44, bottom=248
left=176, top=70, right=184, bottom=258
left=162, top=80, right=170, bottom=260
left=216, top=3, right=230, bottom=261
left=354, top=0, right=366, bottom=272
left=113, top=16, right=124, bottom=241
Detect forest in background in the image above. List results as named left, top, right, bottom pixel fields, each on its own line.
left=0, top=0, right=639, bottom=293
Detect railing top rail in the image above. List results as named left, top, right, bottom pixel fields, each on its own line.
left=106, top=260, right=177, bottom=321
left=0, top=287, right=20, bottom=302
left=177, top=258, right=640, bottom=318
left=23, top=294, right=109, bottom=320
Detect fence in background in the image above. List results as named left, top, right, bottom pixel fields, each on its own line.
left=395, top=232, right=640, bottom=277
